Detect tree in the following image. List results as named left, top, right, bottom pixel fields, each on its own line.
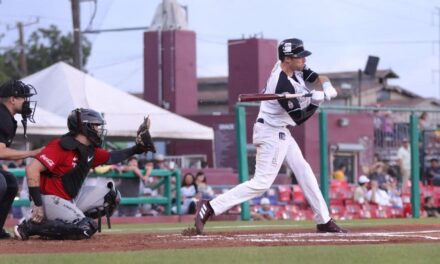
left=0, top=25, right=91, bottom=83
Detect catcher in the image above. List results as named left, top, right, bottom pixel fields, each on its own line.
left=14, top=108, right=155, bottom=240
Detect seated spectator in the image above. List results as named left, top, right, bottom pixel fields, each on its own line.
left=425, top=158, right=440, bottom=186
left=353, top=175, right=370, bottom=205
left=332, top=164, right=347, bottom=182
left=174, top=173, right=198, bottom=215
left=153, top=153, right=170, bottom=170
left=195, top=171, right=215, bottom=200
left=368, top=162, right=390, bottom=190
left=423, top=196, right=440, bottom=218
left=138, top=160, right=161, bottom=216
left=387, top=179, right=403, bottom=209
left=366, top=179, right=391, bottom=206
left=7, top=159, right=26, bottom=169
left=123, top=157, right=150, bottom=185
left=252, top=197, right=275, bottom=221
left=117, top=157, right=150, bottom=217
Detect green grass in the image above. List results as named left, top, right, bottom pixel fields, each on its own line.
left=3, top=244, right=440, bottom=264
left=2, top=218, right=440, bottom=264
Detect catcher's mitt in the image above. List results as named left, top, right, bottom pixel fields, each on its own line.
left=134, top=116, right=156, bottom=154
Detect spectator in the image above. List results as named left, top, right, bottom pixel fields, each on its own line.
left=366, top=179, right=391, bottom=206
left=175, top=173, right=198, bottom=215
left=332, top=164, right=347, bottom=182
left=423, top=196, right=440, bottom=218
left=353, top=175, right=370, bottom=205
left=139, top=160, right=161, bottom=216
left=195, top=171, right=215, bottom=200
left=425, top=158, right=440, bottom=186
left=252, top=197, right=275, bottom=221
left=387, top=179, right=403, bottom=209
left=418, top=112, right=433, bottom=131
left=7, top=159, right=25, bottom=169
left=153, top=153, right=169, bottom=170
left=397, top=138, right=411, bottom=192
left=381, top=111, right=394, bottom=146
left=368, top=162, right=389, bottom=190
left=118, top=157, right=150, bottom=217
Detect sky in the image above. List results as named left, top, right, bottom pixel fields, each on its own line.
left=1, top=0, right=440, bottom=99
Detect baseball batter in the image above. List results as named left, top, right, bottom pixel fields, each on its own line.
left=14, top=108, right=156, bottom=240
left=195, top=38, right=346, bottom=234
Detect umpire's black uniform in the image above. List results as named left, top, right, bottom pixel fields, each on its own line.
left=0, top=103, right=19, bottom=238
left=0, top=80, right=37, bottom=239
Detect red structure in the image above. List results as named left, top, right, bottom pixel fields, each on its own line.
left=227, top=38, right=277, bottom=112
left=143, top=30, right=197, bottom=115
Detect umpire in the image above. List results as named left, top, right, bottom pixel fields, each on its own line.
left=0, top=80, right=41, bottom=239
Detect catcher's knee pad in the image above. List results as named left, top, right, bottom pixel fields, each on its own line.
left=81, top=181, right=121, bottom=232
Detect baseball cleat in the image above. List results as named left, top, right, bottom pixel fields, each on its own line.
left=14, top=221, right=30, bottom=240
left=0, top=228, right=11, bottom=239
left=316, top=219, right=348, bottom=233
left=194, top=200, right=214, bottom=235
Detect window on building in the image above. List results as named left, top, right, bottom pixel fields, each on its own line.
left=377, top=89, right=390, bottom=101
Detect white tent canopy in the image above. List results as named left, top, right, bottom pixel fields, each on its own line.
left=21, top=62, right=214, bottom=140
left=17, top=107, right=67, bottom=136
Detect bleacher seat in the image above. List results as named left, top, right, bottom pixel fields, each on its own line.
left=277, top=185, right=292, bottom=202
left=292, top=185, right=306, bottom=208
left=345, top=204, right=362, bottom=219
left=330, top=204, right=345, bottom=220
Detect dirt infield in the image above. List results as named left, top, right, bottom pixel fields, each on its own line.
left=1, top=224, right=440, bottom=254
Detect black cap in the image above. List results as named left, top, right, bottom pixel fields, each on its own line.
left=278, top=38, right=311, bottom=60
left=0, top=80, right=37, bottom=98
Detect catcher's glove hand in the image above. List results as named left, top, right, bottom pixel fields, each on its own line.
left=134, top=116, right=156, bottom=154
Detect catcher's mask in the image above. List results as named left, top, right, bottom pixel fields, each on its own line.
left=67, top=108, right=107, bottom=147
left=0, top=80, right=37, bottom=138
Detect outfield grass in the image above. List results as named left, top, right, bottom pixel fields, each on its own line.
left=2, top=218, right=440, bottom=264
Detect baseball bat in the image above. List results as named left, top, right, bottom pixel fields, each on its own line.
left=238, top=93, right=312, bottom=102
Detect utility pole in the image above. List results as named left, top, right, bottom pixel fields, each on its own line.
left=6, top=18, right=39, bottom=77
left=71, top=0, right=82, bottom=70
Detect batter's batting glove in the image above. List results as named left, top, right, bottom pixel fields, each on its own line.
left=322, top=81, right=338, bottom=101
left=311, top=90, right=325, bottom=106
left=133, top=116, right=156, bottom=154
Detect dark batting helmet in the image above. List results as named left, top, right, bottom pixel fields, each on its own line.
left=67, top=108, right=106, bottom=147
left=278, top=38, right=312, bottom=60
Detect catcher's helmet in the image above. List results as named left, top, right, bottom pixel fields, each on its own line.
left=278, top=38, right=311, bottom=60
left=67, top=108, right=106, bottom=147
left=0, top=80, right=37, bottom=98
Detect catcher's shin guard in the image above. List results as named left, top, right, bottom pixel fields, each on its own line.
left=16, top=217, right=98, bottom=240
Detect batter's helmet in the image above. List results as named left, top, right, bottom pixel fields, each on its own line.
left=0, top=80, right=36, bottom=98
left=278, top=38, right=311, bottom=60
left=67, top=108, right=106, bottom=147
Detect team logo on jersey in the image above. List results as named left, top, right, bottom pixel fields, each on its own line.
left=40, top=154, right=55, bottom=168
left=72, top=156, right=78, bottom=167
left=53, top=196, right=60, bottom=205
left=288, top=101, right=294, bottom=109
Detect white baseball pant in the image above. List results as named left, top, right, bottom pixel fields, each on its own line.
left=209, top=121, right=331, bottom=224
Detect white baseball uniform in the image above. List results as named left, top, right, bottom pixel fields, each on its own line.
left=210, top=62, right=331, bottom=224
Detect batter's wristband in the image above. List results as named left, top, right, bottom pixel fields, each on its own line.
left=29, top=187, right=43, bottom=206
